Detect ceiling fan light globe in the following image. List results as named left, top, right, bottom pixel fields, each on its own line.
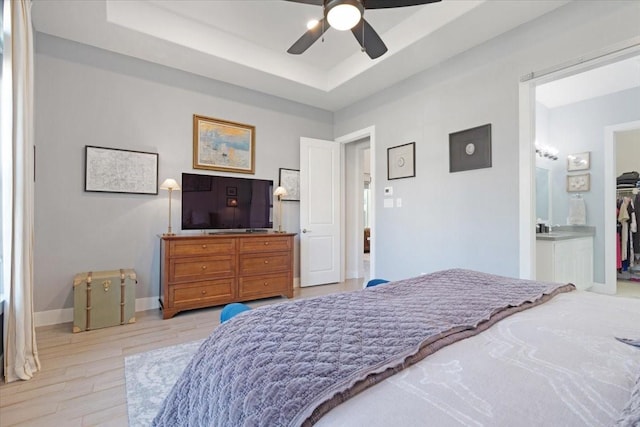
left=326, top=1, right=363, bottom=31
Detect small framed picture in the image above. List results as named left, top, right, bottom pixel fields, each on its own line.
left=567, top=173, right=590, bottom=192
left=278, top=168, right=300, bottom=201
left=387, top=142, right=415, bottom=180
left=567, top=152, right=590, bottom=171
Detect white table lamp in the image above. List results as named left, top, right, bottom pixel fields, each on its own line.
left=160, top=178, right=181, bottom=236
left=273, top=186, right=288, bottom=233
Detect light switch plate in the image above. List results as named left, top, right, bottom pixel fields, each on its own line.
left=384, top=198, right=394, bottom=208
left=396, top=198, right=402, bottom=207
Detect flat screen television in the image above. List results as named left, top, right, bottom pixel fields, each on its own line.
left=181, top=173, right=273, bottom=231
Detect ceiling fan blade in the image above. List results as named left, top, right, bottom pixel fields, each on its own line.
left=363, top=0, right=441, bottom=9
left=283, top=0, right=323, bottom=5
left=351, top=18, right=387, bottom=59
left=287, top=18, right=329, bottom=54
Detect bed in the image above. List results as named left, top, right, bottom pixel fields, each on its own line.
left=153, top=269, right=640, bottom=426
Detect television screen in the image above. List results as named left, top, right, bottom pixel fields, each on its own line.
left=181, top=173, right=273, bottom=231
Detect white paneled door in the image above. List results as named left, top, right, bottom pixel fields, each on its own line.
left=300, top=137, right=341, bottom=287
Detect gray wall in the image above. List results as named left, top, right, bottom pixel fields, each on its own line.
left=334, top=1, right=640, bottom=281
left=32, top=1, right=640, bottom=313
left=34, top=35, right=333, bottom=312
left=542, top=88, right=640, bottom=284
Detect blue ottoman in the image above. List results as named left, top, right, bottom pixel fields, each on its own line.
left=220, top=303, right=252, bottom=323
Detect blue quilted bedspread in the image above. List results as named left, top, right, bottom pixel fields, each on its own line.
left=152, top=269, right=573, bottom=427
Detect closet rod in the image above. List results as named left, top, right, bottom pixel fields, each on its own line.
left=616, top=188, right=639, bottom=195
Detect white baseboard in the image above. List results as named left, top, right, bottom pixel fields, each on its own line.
left=590, top=281, right=615, bottom=295
left=136, top=297, right=160, bottom=312
left=35, top=297, right=161, bottom=327
left=35, top=307, right=73, bottom=327
left=293, top=277, right=300, bottom=288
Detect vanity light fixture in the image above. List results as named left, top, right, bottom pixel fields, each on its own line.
left=535, top=142, right=558, bottom=160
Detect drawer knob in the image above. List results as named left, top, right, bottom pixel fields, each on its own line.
left=264, top=242, right=269, bottom=245
left=202, top=244, right=207, bottom=249
left=264, top=260, right=269, bottom=264
left=201, top=290, right=207, bottom=295
left=263, top=282, right=268, bottom=286
left=201, top=265, right=207, bottom=270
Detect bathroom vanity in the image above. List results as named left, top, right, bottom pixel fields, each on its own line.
left=536, top=227, right=594, bottom=290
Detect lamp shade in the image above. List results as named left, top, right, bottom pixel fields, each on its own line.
left=160, top=178, right=181, bottom=191
left=326, top=0, right=363, bottom=31
left=273, top=186, right=288, bottom=197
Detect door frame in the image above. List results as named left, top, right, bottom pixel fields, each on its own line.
left=335, top=126, right=376, bottom=285
left=519, top=39, right=640, bottom=289
left=596, top=120, right=640, bottom=294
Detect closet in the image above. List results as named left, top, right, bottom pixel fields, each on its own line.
left=616, top=172, right=640, bottom=282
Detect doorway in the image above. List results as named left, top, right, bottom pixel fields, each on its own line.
left=608, top=125, right=640, bottom=296
left=344, top=139, right=371, bottom=284
left=520, top=44, right=640, bottom=294
left=298, top=127, right=376, bottom=287
left=336, top=126, right=376, bottom=286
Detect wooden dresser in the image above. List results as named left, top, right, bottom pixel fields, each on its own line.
left=159, top=233, right=295, bottom=319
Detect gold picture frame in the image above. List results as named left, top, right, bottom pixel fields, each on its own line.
left=193, top=114, right=255, bottom=174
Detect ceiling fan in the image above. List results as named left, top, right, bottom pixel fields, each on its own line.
left=285, top=0, right=442, bottom=59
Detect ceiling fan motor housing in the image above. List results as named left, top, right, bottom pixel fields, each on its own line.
left=324, top=0, right=364, bottom=31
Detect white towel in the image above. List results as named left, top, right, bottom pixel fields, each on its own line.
left=568, top=197, right=586, bottom=225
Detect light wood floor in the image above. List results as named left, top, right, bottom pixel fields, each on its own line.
left=0, top=279, right=364, bottom=426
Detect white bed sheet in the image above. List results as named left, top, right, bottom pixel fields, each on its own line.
left=316, top=291, right=640, bottom=427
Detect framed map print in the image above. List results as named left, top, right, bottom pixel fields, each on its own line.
left=84, top=145, right=158, bottom=195
left=279, top=168, right=300, bottom=201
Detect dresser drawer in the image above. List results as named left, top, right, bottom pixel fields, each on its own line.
left=169, top=238, right=236, bottom=257
left=169, top=255, right=235, bottom=282
left=171, top=279, right=235, bottom=308
left=238, top=273, right=290, bottom=298
left=239, top=236, right=291, bottom=253
left=239, top=252, right=290, bottom=275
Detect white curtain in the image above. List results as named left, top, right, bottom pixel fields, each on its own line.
left=2, top=0, right=40, bottom=383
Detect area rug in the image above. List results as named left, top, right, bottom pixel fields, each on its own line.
left=125, top=339, right=204, bottom=427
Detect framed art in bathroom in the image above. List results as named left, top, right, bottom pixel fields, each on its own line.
left=567, top=152, right=590, bottom=171
left=566, top=173, right=590, bottom=192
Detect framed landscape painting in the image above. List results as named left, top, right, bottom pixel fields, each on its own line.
left=193, top=114, right=255, bottom=174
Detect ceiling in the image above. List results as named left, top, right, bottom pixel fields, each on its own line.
left=536, top=55, right=640, bottom=109
left=32, top=0, right=574, bottom=111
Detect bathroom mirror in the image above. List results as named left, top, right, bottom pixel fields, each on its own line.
left=535, top=167, right=551, bottom=222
